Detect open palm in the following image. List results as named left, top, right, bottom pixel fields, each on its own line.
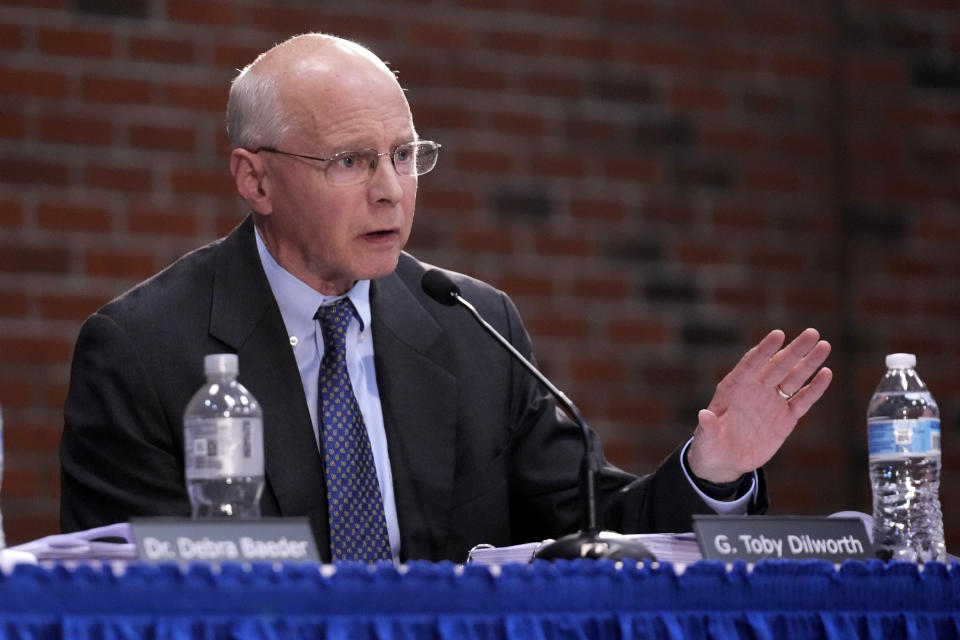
left=686, top=328, right=833, bottom=483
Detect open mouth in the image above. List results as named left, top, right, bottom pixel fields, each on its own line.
left=362, top=229, right=399, bottom=243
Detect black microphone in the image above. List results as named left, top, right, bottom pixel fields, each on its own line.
left=421, top=268, right=654, bottom=562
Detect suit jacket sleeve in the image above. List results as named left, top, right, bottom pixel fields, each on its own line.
left=490, top=289, right=767, bottom=540
left=60, top=312, right=192, bottom=530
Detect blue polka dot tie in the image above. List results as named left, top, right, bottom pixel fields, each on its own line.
left=315, top=298, right=392, bottom=562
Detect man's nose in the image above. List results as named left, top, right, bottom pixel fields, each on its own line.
left=368, top=154, right=404, bottom=202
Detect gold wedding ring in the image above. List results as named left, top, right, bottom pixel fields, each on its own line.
left=776, top=384, right=795, bottom=401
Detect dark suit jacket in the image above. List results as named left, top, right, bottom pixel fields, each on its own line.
left=60, top=217, right=764, bottom=562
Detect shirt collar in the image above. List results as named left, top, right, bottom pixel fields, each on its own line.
left=254, top=227, right=370, bottom=340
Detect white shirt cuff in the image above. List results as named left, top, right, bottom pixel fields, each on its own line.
left=679, top=437, right=758, bottom=515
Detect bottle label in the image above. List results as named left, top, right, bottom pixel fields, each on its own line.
left=868, top=418, right=940, bottom=457
left=184, top=417, right=264, bottom=479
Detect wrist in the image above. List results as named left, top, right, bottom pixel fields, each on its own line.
left=686, top=436, right=742, bottom=483
left=683, top=447, right=752, bottom=501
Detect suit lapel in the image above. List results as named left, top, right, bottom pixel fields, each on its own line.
left=371, top=269, right=458, bottom=561
left=207, top=219, right=331, bottom=557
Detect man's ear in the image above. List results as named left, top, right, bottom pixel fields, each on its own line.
left=230, top=149, right=272, bottom=215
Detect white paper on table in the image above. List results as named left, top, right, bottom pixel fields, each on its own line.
left=7, top=522, right=136, bottom=561
left=468, top=532, right=701, bottom=566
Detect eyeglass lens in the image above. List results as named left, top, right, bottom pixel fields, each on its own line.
left=327, top=142, right=439, bottom=185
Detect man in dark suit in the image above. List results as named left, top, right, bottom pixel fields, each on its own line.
left=60, top=34, right=833, bottom=563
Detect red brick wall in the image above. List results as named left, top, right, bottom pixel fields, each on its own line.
left=1, top=0, right=958, bottom=549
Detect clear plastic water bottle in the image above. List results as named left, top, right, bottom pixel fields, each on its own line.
left=183, top=354, right=264, bottom=519
left=867, top=353, right=944, bottom=562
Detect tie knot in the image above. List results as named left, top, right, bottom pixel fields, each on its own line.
left=315, top=298, right=355, bottom=348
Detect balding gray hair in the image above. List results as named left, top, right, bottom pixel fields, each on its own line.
left=226, top=55, right=291, bottom=150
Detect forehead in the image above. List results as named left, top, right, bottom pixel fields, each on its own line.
left=280, top=52, right=414, bottom=149
left=305, top=91, right=414, bottom=149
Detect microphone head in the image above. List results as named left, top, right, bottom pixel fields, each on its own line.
left=421, top=269, right=461, bottom=306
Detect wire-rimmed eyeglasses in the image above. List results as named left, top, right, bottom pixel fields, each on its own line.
left=252, top=140, right=441, bottom=186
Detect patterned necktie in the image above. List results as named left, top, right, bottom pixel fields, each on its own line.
left=315, top=298, right=392, bottom=562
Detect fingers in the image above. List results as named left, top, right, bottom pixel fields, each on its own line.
left=729, top=330, right=785, bottom=383
left=760, top=328, right=822, bottom=386
left=786, top=367, right=833, bottom=416
left=777, top=339, right=831, bottom=395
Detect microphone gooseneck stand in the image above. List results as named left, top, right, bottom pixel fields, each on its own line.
left=421, top=269, right=654, bottom=562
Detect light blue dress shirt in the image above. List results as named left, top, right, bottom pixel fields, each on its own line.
left=255, top=230, right=401, bottom=561
left=254, top=229, right=753, bottom=558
